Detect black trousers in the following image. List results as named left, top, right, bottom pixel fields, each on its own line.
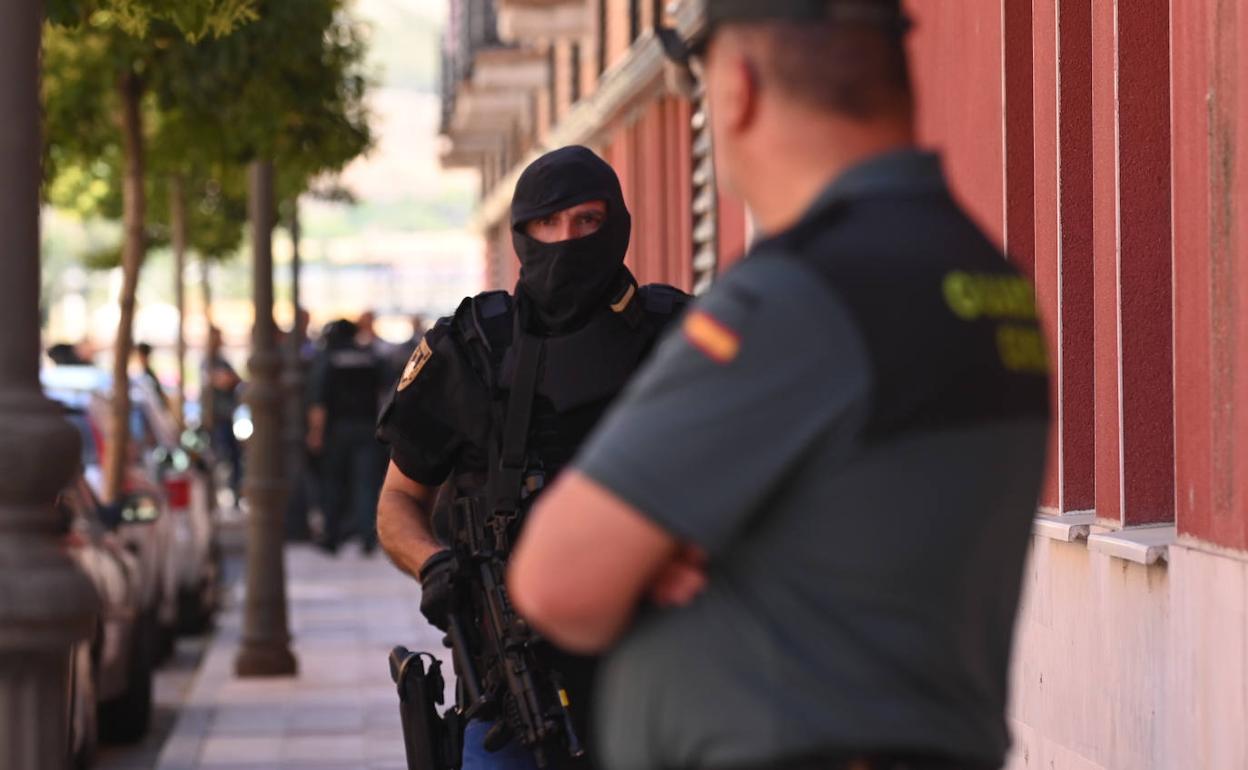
left=321, top=420, right=385, bottom=547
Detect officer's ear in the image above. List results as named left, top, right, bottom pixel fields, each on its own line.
left=706, top=28, right=761, bottom=135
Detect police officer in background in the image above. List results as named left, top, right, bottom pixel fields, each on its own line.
left=376, top=145, right=689, bottom=769
left=510, top=3, right=1051, bottom=770
left=308, top=318, right=387, bottom=554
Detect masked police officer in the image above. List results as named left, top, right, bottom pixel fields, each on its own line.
left=376, top=146, right=690, bottom=769
left=510, top=3, right=1051, bottom=770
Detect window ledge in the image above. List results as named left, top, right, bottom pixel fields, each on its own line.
left=1086, top=525, right=1175, bottom=566
left=1033, top=512, right=1096, bottom=542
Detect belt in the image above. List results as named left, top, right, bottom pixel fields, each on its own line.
left=710, top=754, right=998, bottom=770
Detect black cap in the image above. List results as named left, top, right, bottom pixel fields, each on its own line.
left=660, top=0, right=911, bottom=64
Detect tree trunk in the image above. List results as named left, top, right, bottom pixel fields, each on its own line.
left=0, top=1, right=100, bottom=765
left=199, top=258, right=217, bottom=433
left=103, top=70, right=146, bottom=504
left=235, top=160, right=297, bottom=677
left=170, top=176, right=188, bottom=431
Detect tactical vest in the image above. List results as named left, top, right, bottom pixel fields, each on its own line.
left=323, top=346, right=384, bottom=424
left=441, top=282, right=688, bottom=513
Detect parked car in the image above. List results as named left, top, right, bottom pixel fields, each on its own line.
left=60, top=468, right=160, bottom=761
left=47, top=375, right=178, bottom=656
left=43, top=366, right=221, bottom=643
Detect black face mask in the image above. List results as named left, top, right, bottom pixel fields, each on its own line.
left=510, top=146, right=632, bottom=333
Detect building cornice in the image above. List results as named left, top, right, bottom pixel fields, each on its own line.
left=473, top=31, right=668, bottom=231
left=497, top=0, right=588, bottom=43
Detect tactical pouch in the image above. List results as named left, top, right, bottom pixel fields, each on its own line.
left=389, top=646, right=463, bottom=770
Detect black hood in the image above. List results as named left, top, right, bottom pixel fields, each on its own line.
left=511, top=146, right=632, bottom=333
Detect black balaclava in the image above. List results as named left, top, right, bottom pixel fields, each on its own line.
left=510, top=145, right=632, bottom=333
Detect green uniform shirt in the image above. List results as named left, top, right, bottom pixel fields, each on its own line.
left=574, top=150, right=1050, bottom=769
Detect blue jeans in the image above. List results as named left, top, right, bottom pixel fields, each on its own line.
left=461, top=720, right=540, bottom=770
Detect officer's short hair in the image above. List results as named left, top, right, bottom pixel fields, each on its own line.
left=737, top=19, right=912, bottom=120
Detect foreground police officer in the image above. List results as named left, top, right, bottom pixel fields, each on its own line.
left=376, top=145, right=689, bottom=769
left=510, top=3, right=1051, bottom=770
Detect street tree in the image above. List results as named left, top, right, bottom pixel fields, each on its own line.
left=43, top=7, right=252, bottom=502
left=45, top=0, right=369, bottom=504
left=147, top=0, right=372, bottom=449
left=148, top=0, right=373, bottom=677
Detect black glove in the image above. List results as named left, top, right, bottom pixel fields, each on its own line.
left=418, top=550, right=456, bottom=632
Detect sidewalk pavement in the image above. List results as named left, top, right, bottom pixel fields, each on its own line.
left=156, top=543, right=447, bottom=770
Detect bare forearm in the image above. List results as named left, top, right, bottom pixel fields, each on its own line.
left=377, top=487, right=442, bottom=577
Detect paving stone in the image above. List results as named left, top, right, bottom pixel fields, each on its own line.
left=156, top=545, right=425, bottom=769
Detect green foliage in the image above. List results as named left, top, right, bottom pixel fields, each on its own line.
left=153, top=0, right=374, bottom=195
left=151, top=168, right=250, bottom=260
left=47, top=0, right=257, bottom=41
left=42, top=0, right=372, bottom=270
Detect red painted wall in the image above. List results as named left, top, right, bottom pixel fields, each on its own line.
left=1236, top=2, right=1248, bottom=552
left=1031, top=0, right=1095, bottom=515
left=904, top=0, right=1005, bottom=245
left=604, top=97, right=696, bottom=291
left=907, top=0, right=1182, bottom=532
left=1091, top=2, right=1175, bottom=526
left=1172, top=0, right=1248, bottom=551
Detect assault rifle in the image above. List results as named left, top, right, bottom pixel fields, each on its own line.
left=449, top=493, right=584, bottom=767
left=389, top=494, right=584, bottom=770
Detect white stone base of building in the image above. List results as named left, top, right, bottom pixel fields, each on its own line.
left=1006, top=536, right=1248, bottom=769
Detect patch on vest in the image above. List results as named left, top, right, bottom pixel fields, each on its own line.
left=398, top=338, right=433, bottom=391
left=684, top=310, right=740, bottom=364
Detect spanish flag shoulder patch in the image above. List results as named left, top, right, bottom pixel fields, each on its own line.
left=683, top=309, right=741, bottom=364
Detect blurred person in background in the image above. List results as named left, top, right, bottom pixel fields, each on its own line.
left=510, top=3, right=1051, bottom=769
left=204, top=326, right=244, bottom=509
left=134, top=342, right=170, bottom=411
left=47, top=341, right=92, bottom=366
left=307, top=318, right=387, bottom=554
left=286, top=307, right=320, bottom=542
left=356, top=310, right=395, bottom=362
left=295, top=308, right=317, bottom=360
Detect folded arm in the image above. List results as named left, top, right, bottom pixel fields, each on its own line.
left=509, top=470, right=681, bottom=653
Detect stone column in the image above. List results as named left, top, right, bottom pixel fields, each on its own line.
left=0, top=0, right=100, bottom=766
left=235, top=160, right=297, bottom=677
